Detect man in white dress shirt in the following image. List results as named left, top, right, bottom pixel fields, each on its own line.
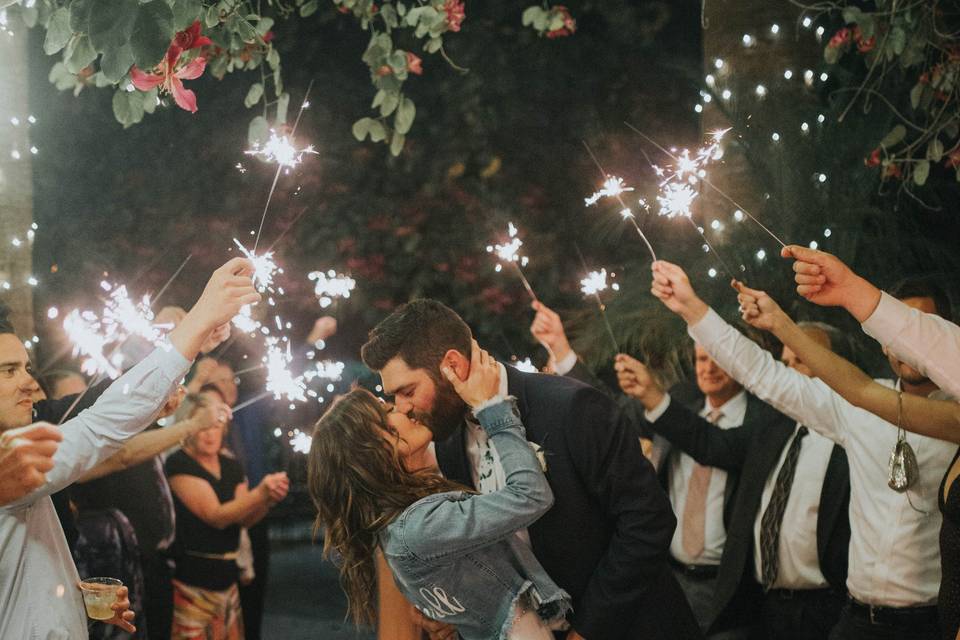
left=0, top=257, right=259, bottom=640
left=650, top=259, right=951, bottom=640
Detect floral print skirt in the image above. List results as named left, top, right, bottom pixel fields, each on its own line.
left=171, top=579, right=244, bottom=640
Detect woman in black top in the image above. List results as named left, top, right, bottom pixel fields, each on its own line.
left=166, top=390, right=289, bottom=640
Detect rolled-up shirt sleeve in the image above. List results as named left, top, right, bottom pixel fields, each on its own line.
left=688, top=308, right=853, bottom=446
left=862, top=291, right=960, bottom=399
left=7, top=344, right=191, bottom=509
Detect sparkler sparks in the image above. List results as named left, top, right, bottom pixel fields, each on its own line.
left=580, top=269, right=610, bottom=296
left=232, top=239, right=281, bottom=293
left=513, top=357, right=538, bottom=373
left=244, top=131, right=317, bottom=170
left=263, top=337, right=308, bottom=403
left=304, top=360, right=346, bottom=382
left=585, top=176, right=634, bottom=207
left=308, top=270, right=356, bottom=308
left=487, top=222, right=537, bottom=300
left=290, top=430, right=313, bottom=454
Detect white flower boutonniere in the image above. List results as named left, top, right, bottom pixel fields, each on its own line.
left=529, top=442, right=548, bottom=473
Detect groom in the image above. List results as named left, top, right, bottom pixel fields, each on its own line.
left=362, top=299, right=702, bottom=640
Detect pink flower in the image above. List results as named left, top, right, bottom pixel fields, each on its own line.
left=130, top=56, right=207, bottom=113
left=853, top=26, right=875, bottom=53
left=945, top=149, right=960, bottom=169
left=129, top=21, right=211, bottom=113
left=828, top=27, right=851, bottom=49
left=443, top=0, right=465, bottom=32
left=406, top=52, right=423, bottom=75
left=864, top=148, right=881, bottom=167
left=546, top=5, right=576, bottom=39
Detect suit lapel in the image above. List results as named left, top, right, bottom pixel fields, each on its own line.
left=435, top=422, right=474, bottom=489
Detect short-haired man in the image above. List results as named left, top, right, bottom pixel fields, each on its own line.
left=362, top=299, right=702, bottom=640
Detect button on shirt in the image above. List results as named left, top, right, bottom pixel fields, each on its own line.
left=753, top=422, right=833, bottom=590
left=648, top=391, right=747, bottom=566
left=0, top=345, right=190, bottom=640
left=464, top=363, right=531, bottom=546
left=690, top=308, right=954, bottom=606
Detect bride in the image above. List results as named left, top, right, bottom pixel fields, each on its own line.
left=308, top=341, right=570, bottom=640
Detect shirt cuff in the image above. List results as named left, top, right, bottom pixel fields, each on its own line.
left=554, top=350, right=578, bottom=376
left=687, top=306, right=726, bottom=346
left=644, top=393, right=672, bottom=423
left=861, top=291, right=910, bottom=343
left=472, top=394, right=509, bottom=416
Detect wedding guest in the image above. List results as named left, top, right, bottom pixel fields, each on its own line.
left=165, top=389, right=289, bottom=640
left=310, top=341, right=571, bottom=639
left=734, top=279, right=960, bottom=640
left=0, top=257, right=261, bottom=639
left=46, top=369, right=89, bottom=399
left=0, top=421, right=62, bottom=506
left=362, top=299, right=701, bottom=640
left=616, top=323, right=851, bottom=640
left=781, top=245, right=960, bottom=399
left=650, top=260, right=951, bottom=640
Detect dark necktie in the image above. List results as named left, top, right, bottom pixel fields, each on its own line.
left=760, top=425, right=809, bottom=591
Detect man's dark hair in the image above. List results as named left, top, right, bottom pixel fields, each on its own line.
left=199, top=383, right=227, bottom=401
left=361, top=299, right=472, bottom=372
left=796, top=321, right=854, bottom=363
left=889, top=277, right=953, bottom=321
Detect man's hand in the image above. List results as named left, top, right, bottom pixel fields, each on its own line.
left=410, top=608, right=457, bottom=640
left=530, top=301, right=573, bottom=363
left=650, top=261, right=709, bottom=324
left=781, top=245, right=881, bottom=322
left=169, top=258, right=260, bottom=361
left=614, top=354, right=664, bottom=411
left=733, top=280, right=789, bottom=334
left=188, top=395, right=232, bottom=434
left=0, top=422, right=62, bottom=506
left=104, top=585, right=136, bottom=633
left=200, top=323, right=231, bottom=354
left=307, top=316, right=338, bottom=346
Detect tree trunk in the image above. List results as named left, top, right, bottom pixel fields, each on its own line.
left=0, top=19, right=35, bottom=338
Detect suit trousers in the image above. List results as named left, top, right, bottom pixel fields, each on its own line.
left=828, top=601, right=939, bottom=640
left=239, top=521, right=270, bottom=640
left=141, top=552, right=173, bottom=640
left=761, top=588, right=844, bottom=640
left=672, top=567, right=751, bottom=640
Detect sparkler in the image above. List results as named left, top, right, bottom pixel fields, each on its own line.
left=304, top=360, right=346, bottom=382
left=582, top=142, right=658, bottom=262
left=245, top=131, right=317, bottom=170
left=263, top=336, right=308, bottom=404
left=231, top=304, right=262, bottom=334
left=487, top=222, right=538, bottom=301
left=579, top=269, right=620, bottom=352
left=290, top=430, right=313, bottom=454
left=308, top=270, right=356, bottom=308
left=232, top=238, right=281, bottom=293
left=625, top=122, right=788, bottom=248
left=512, top=357, right=538, bottom=373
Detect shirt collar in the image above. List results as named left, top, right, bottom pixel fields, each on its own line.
left=701, top=389, right=748, bottom=425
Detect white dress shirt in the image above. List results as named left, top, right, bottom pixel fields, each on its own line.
left=648, top=391, right=746, bottom=566
left=752, top=422, right=833, bottom=590
left=862, top=291, right=960, bottom=400
left=0, top=345, right=191, bottom=640
left=690, top=308, right=954, bottom=606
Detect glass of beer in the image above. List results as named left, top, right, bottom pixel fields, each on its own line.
left=79, top=577, right=122, bottom=621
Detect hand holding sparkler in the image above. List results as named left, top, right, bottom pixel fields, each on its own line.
left=733, top=280, right=790, bottom=334
left=614, top=354, right=665, bottom=411
left=650, top=261, right=709, bottom=325
left=530, top=301, right=574, bottom=363
left=169, top=257, right=261, bottom=361
left=781, top=245, right=882, bottom=321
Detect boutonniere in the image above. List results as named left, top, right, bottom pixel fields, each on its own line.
left=529, top=442, right=548, bottom=473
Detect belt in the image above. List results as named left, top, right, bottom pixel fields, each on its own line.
left=847, top=596, right=938, bottom=627
left=184, top=550, right=239, bottom=561
left=669, top=558, right=719, bottom=580
left=765, top=587, right=842, bottom=601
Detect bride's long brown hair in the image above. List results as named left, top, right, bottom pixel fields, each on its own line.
left=307, top=388, right=465, bottom=626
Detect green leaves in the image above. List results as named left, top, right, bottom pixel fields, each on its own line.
left=248, top=115, right=270, bottom=145
left=43, top=8, right=72, bottom=55
left=100, top=43, right=134, bottom=83
left=171, top=0, right=203, bottom=31
left=913, top=160, right=930, bottom=186
left=300, top=0, right=319, bottom=17
left=112, top=88, right=145, bottom=127
left=131, top=1, right=174, bottom=69
left=394, top=97, right=415, bottom=134
left=87, top=0, right=136, bottom=53
left=244, top=82, right=264, bottom=108
left=880, top=124, right=906, bottom=148
left=64, top=34, right=97, bottom=73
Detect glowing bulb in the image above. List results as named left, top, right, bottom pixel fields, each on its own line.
left=817, top=113, right=826, bottom=123
left=771, top=132, right=781, bottom=142
left=818, top=173, right=827, bottom=183
left=802, top=16, right=813, bottom=28
left=820, top=72, right=829, bottom=82
left=823, top=228, right=832, bottom=237
left=710, top=220, right=722, bottom=230
left=783, top=69, right=793, bottom=80
left=755, top=84, right=767, bottom=97
left=801, top=122, right=810, bottom=133
left=809, top=240, right=819, bottom=249
left=694, top=104, right=703, bottom=113
left=742, top=34, right=754, bottom=47
left=47, top=307, right=59, bottom=319
left=705, top=74, right=716, bottom=86
left=721, top=89, right=732, bottom=100
left=733, top=210, right=745, bottom=222
left=804, top=69, right=815, bottom=86
left=770, top=23, right=780, bottom=35
left=10, top=117, right=19, bottom=126
left=816, top=25, right=825, bottom=39
left=714, top=58, right=724, bottom=69
left=702, top=94, right=712, bottom=103
left=756, top=249, right=767, bottom=260
left=708, top=268, right=718, bottom=278
left=26, top=276, right=38, bottom=286
left=10, top=150, right=20, bottom=160
left=29, top=146, right=37, bottom=155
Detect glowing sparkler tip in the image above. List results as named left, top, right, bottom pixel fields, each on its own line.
left=244, top=130, right=318, bottom=169
left=580, top=269, right=610, bottom=296
left=585, top=176, right=634, bottom=207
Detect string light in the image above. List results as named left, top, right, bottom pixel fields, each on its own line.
left=809, top=240, right=819, bottom=249
left=770, top=23, right=780, bottom=35
left=755, top=84, right=768, bottom=98
left=708, top=268, right=718, bottom=278
left=823, top=228, right=832, bottom=237
left=783, top=69, right=794, bottom=80
left=721, top=89, right=732, bottom=100
left=802, top=16, right=813, bottom=28
left=742, top=34, right=755, bottom=47
left=733, top=210, right=745, bottom=222
left=771, top=132, right=781, bottom=142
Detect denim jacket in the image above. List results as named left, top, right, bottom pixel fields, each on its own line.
left=379, top=398, right=571, bottom=640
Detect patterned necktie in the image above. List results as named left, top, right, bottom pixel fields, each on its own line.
left=681, top=409, right=722, bottom=559
left=759, top=425, right=809, bottom=591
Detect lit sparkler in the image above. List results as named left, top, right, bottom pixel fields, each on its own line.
left=232, top=238, right=281, bottom=293
left=290, top=429, right=313, bottom=454
left=585, top=177, right=634, bottom=207
left=579, top=269, right=620, bottom=352
left=308, top=270, right=356, bottom=308
left=232, top=304, right=262, bottom=334
left=512, top=357, right=538, bottom=373
left=304, top=360, right=346, bottom=382
left=487, top=222, right=538, bottom=301
left=245, top=130, right=318, bottom=170
left=263, top=336, right=308, bottom=403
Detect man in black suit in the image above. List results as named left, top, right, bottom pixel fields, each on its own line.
left=362, top=299, right=702, bottom=640
left=615, top=321, right=851, bottom=640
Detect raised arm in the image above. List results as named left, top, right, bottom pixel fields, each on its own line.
left=736, top=281, right=960, bottom=444
left=783, top=245, right=960, bottom=399
left=650, top=260, right=854, bottom=445
left=401, top=343, right=553, bottom=560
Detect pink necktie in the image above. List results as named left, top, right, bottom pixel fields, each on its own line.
left=681, top=409, right=722, bottom=559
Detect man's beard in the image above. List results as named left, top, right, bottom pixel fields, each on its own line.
left=415, top=375, right=468, bottom=442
